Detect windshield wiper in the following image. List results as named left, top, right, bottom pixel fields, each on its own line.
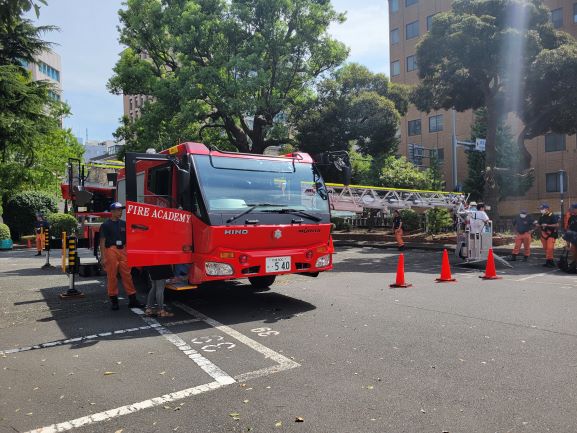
left=225, top=203, right=287, bottom=224
left=262, top=208, right=323, bottom=222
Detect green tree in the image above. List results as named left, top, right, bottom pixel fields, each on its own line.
left=0, top=0, right=82, bottom=204
left=295, top=63, right=409, bottom=158
left=413, top=0, right=576, bottom=218
left=379, top=156, right=433, bottom=190
left=108, top=0, right=349, bottom=154
left=519, top=43, right=577, bottom=152
left=464, top=108, right=533, bottom=203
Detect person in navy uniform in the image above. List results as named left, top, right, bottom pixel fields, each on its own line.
left=99, top=202, right=143, bottom=310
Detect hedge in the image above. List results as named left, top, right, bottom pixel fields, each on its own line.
left=46, top=213, right=78, bottom=238
left=0, top=223, right=10, bottom=240
left=3, top=191, right=57, bottom=240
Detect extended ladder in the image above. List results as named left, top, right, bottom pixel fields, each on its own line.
left=326, top=183, right=467, bottom=213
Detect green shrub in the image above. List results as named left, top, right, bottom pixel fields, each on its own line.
left=0, top=223, right=10, bottom=240
left=426, top=208, right=454, bottom=234
left=399, top=209, right=420, bottom=232
left=3, top=191, right=57, bottom=240
left=46, top=213, right=78, bottom=238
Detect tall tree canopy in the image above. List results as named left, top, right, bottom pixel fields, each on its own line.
left=464, top=108, right=533, bottom=202
left=294, top=63, right=409, bottom=158
left=412, top=0, right=577, bottom=217
left=109, top=0, right=349, bottom=154
left=0, top=0, right=83, bottom=204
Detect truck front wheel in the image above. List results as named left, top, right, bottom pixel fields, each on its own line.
left=248, top=275, right=276, bottom=290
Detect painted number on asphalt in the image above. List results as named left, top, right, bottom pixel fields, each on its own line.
left=191, top=335, right=236, bottom=352
left=251, top=327, right=280, bottom=337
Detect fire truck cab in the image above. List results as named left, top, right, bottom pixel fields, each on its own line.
left=119, top=142, right=334, bottom=289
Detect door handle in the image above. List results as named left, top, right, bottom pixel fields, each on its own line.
left=131, top=224, right=149, bottom=231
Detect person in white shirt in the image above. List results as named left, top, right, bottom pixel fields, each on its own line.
left=468, top=202, right=490, bottom=234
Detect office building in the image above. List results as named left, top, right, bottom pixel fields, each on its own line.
left=388, top=0, right=577, bottom=215
left=22, top=49, right=62, bottom=101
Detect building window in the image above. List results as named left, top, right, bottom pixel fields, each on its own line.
left=406, top=55, right=417, bottom=72
left=408, top=119, right=421, bottom=136
left=546, top=172, right=568, bottom=193
left=427, top=14, right=437, bottom=31
left=429, top=114, right=443, bottom=132
left=38, top=61, right=60, bottom=82
left=391, top=28, right=400, bottom=45
left=545, top=133, right=566, bottom=152
left=390, top=0, right=399, bottom=13
left=574, top=3, right=577, bottom=23
left=129, top=98, right=133, bottom=110
left=405, top=0, right=418, bottom=6
left=429, top=148, right=445, bottom=163
left=408, top=143, right=424, bottom=167
left=551, top=8, right=563, bottom=28
left=391, top=60, right=400, bottom=77
left=406, top=20, right=419, bottom=40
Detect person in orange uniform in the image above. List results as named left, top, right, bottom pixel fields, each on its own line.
left=564, top=204, right=577, bottom=269
left=392, top=210, right=405, bottom=251
left=536, top=203, right=559, bottom=268
left=509, top=209, right=532, bottom=261
left=33, top=213, right=49, bottom=256
left=99, top=202, right=143, bottom=310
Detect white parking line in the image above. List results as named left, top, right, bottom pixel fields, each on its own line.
left=515, top=269, right=558, bottom=282
left=26, top=381, right=224, bottom=433
left=174, top=302, right=301, bottom=376
left=133, top=308, right=235, bottom=386
left=24, top=306, right=299, bottom=433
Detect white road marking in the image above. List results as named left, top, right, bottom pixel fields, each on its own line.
left=133, top=308, right=235, bottom=386
left=26, top=381, right=223, bottom=433
left=23, top=306, right=299, bottom=433
left=0, top=318, right=201, bottom=356
left=515, top=269, right=558, bottom=282
left=173, top=302, right=300, bottom=372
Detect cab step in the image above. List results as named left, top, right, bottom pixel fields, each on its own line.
left=165, top=281, right=198, bottom=291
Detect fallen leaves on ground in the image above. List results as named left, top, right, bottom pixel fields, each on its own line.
left=103, top=371, right=116, bottom=376
left=295, top=417, right=304, bottom=422
left=275, top=421, right=282, bottom=427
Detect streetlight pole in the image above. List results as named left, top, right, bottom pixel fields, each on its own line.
left=560, top=170, right=566, bottom=232
left=451, top=109, right=458, bottom=191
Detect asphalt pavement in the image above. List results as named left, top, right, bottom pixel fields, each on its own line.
left=1, top=246, right=577, bottom=433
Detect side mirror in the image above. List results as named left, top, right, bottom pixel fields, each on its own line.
left=177, top=168, right=191, bottom=209
left=342, top=166, right=352, bottom=186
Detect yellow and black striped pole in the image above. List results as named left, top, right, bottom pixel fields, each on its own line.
left=60, top=234, right=84, bottom=299
left=41, top=227, right=54, bottom=270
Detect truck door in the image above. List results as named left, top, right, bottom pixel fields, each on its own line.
left=124, top=152, right=193, bottom=268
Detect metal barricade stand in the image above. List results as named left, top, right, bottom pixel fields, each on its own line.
left=59, top=232, right=85, bottom=299
left=41, top=228, right=54, bottom=270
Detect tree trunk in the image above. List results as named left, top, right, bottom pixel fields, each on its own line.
left=483, top=99, right=500, bottom=222
left=516, top=126, right=533, bottom=171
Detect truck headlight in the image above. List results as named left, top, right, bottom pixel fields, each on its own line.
left=315, top=254, right=331, bottom=268
left=205, top=262, right=234, bottom=276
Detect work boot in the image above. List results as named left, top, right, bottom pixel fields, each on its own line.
left=34, top=251, right=42, bottom=256
left=523, top=256, right=529, bottom=262
left=509, top=254, right=517, bottom=262
left=128, top=294, right=145, bottom=309
left=398, top=245, right=405, bottom=252
left=110, top=296, right=119, bottom=311
left=542, top=260, right=556, bottom=268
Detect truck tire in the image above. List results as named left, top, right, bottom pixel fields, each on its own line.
left=248, top=275, right=276, bottom=290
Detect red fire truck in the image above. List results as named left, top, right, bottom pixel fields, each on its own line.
left=119, top=142, right=337, bottom=290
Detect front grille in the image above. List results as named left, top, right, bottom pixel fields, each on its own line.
left=295, top=263, right=311, bottom=270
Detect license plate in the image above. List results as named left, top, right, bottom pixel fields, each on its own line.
left=266, top=256, right=291, bottom=273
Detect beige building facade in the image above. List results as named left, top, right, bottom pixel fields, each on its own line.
left=388, top=0, right=577, bottom=216
left=24, top=49, right=62, bottom=101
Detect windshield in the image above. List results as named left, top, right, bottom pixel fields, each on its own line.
left=193, top=155, right=330, bottom=217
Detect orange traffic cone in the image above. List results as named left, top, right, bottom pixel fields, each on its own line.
left=480, top=248, right=502, bottom=280
left=436, top=249, right=456, bottom=282
left=390, top=253, right=412, bottom=288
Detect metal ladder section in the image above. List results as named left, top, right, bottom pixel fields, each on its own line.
left=326, top=183, right=468, bottom=213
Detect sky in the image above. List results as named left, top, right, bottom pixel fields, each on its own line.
left=29, top=0, right=390, bottom=142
